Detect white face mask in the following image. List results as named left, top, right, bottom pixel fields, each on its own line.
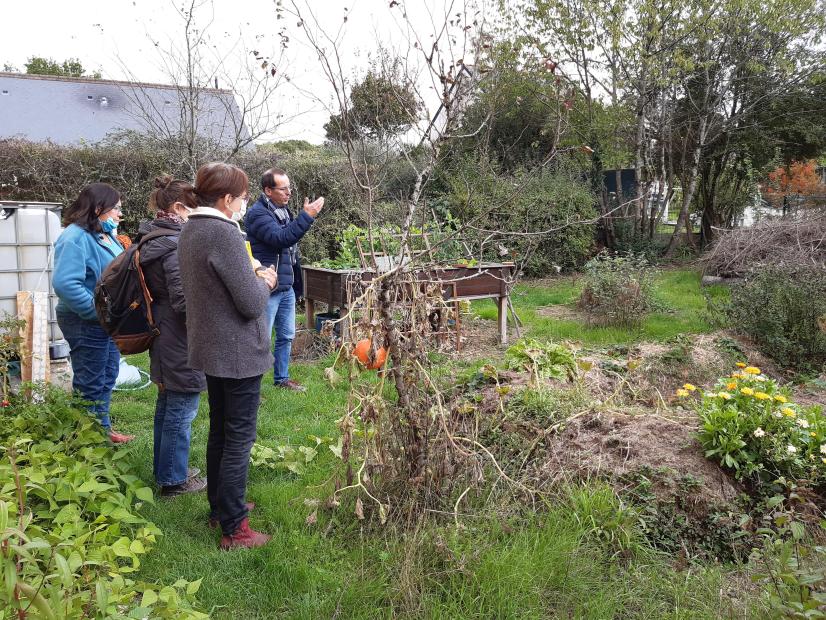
left=230, top=198, right=248, bottom=222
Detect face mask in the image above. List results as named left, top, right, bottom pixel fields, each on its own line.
left=101, top=217, right=118, bottom=234
left=231, top=198, right=248, bottom=222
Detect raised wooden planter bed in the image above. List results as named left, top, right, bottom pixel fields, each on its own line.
left=302, top=263, right=515, bottom=345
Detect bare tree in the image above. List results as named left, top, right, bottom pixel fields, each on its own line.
left=116, top=0, right=291, bottom=174
left=280, top=1, right=591, bottom=524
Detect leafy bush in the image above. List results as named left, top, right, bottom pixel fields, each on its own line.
left=504, top=338, right=577, bottom=384
left=726, top=266, right=826, bottom=371
left=691, top=364, right=826, bottom=483
left=578, top=252, right=655, bottom=326
left=0, top=386, right=206, bottom=619
left=434, top=158, right=597, bottom=275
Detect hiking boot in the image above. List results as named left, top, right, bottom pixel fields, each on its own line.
left=220, top=517, right=271, bottom=550
left=160, top=476, right=207, bottom=497
left=275, top=379, right=306, bottom=392
left=187, top=467, right=201, bottom=478
left=208, top=502, right=256, bottom=529
left=109, top=430, right=135, bottom=444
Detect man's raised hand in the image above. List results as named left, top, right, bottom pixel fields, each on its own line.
left=303, top=196, right=325, bottom=218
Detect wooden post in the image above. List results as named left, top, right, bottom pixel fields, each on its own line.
left=16, top=291, right=50, bottom=384
left=305, top=297, right=315, bottom=331
left=497, top=295, right=508, bottom=345
left=452, top=282, right=461, bottom=352
left=340, top=308, right=350, bottom=343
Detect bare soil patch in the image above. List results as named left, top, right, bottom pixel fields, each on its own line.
left=536, top=410, right=741, bottom=511
left=535, top=304, right=584, bottom=321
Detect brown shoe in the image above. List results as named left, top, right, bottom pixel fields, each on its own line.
left=109, top=430, right=135, bottom=444
left=275, top=379, right=306, bottom=392
left=160, top=476, right=207, bottom=497
left=208, top=502, right=256, bottom=529
left=220, top=517, right=271, bottom=550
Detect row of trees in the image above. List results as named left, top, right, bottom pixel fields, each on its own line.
left=302, top=0, right=825, bottom=258
left=490, top=0, right=826, bottom=253
left=4, top=0, right=825, bottom=265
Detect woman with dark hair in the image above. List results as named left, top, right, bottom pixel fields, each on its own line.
left=53, top=183, right=134, bottom=443
left=177, top=162, right=277, bottom=549
left=138, top=175, right=207, bottom=497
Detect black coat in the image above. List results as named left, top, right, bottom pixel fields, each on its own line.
left=138, top=219, right=207, bottom=393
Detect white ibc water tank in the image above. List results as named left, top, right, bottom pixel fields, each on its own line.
left=0, top=202, right=65, bottom=351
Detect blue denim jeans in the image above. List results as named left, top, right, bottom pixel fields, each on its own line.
left=57, top=310, right=120, bottom=430
left=153, top=389, right=200, bottom=487
left=265, top=288, right=296, bottom=384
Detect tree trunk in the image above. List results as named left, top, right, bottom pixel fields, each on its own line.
left=634, top=97, right=647, bottom=236
left=666, top=117, right=707, bottom=256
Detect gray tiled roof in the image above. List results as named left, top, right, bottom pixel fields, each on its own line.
left=0, top=72, right=249, bottom=147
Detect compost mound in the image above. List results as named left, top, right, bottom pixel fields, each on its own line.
left=535, top=410, right=741, bottom=510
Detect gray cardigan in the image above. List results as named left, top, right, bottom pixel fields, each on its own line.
left=177, top=211, right=273, bottom=379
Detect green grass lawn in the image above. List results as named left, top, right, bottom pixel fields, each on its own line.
left=108, top=270, right=762, bottom=619
left=473, top=269, right=728, bottom=346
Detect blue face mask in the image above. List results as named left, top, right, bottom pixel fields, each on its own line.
left=100, top=217, right=118, bottom=234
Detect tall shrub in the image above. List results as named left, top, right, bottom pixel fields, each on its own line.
left=436, top=158, right=596, bottom=275
left=727, top=266, right=826, bottom=371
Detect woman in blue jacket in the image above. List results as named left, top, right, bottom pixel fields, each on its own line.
left=53, top=183, right=134, bottom=444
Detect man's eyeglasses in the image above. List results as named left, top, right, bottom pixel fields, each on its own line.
left=271, top=185, right=293, bottom=193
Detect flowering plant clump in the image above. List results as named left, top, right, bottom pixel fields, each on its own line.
left=687, top=365, right=826, bottom=482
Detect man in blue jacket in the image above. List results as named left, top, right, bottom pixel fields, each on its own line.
left=244, top=167, right=324, bottom=391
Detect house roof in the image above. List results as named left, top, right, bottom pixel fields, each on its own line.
left=0, top=72, right=249, bottom=147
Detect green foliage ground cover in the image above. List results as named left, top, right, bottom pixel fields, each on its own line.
left=94, top=270, right=775, bottom=619
left=0, top=387, right=206, bottom=619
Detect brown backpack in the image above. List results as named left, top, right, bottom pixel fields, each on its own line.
left=94, top=230, right=175, bottom=355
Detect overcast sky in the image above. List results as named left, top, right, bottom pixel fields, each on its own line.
left=3, top=0, right=483, bottom=144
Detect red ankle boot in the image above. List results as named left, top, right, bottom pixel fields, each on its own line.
left=208, top=502, right=256, bottom=529
left=109, top=430, right=135, bottom=444
left=219, top=517, right=271, bottom=550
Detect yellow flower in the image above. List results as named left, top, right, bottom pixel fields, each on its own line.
left=740, top=387, right=754, bottom=396
left=717, top=392, right=733, bottom=400
left=736, top=362, right=747, bottom=368
left=726, top=382, right=737, bottom=390
left=754, top=392, right=771, bottom=400
left=731, top=372, right=745, bottom=380
left=822, top=457, right=826, bottom=464
left=773, top=395, right=788, bottom=404
left=676, top=389, right=689, bottom=398
left=744, top=366, right=761, bottom=375
left=782, top=408, right=796, bottom=418
left=683, top=383, right=697, bottom=392
left=811, top=432, right=817, bottom=437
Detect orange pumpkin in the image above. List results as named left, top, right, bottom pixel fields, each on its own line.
left=354, top=338, right=387, bottom=370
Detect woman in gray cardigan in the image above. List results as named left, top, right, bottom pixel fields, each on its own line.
left=177, top=162, right=277, bottom=550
